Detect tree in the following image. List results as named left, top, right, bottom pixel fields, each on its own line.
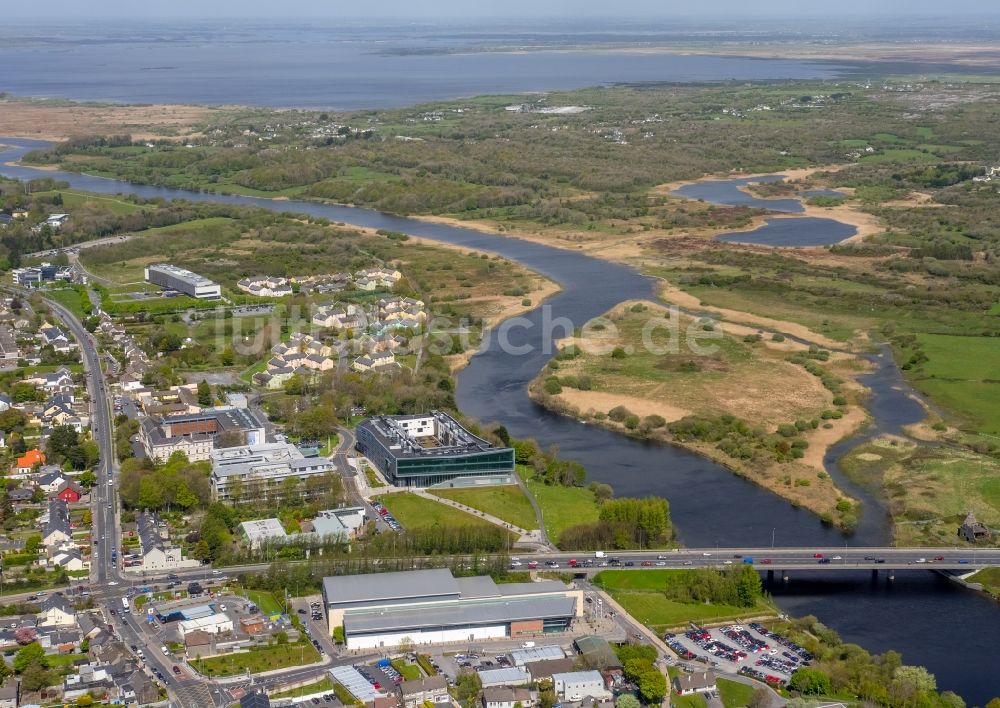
left=788, top=667, right=832, bottom=695
left=747, top=688, right=771, bottom=708
left=20, top=661, right=51, bottom=692
left=454, top=672, right=482, bottom=707
left=197, top=380, right=212, bottom=407
left=737, top=564, right=763, bottom=607
left=78, top=470, right=97, bottom=488
left=137, top=475, right=164, bottom=509
left=14, top=641, right=46, bottom=672
left=616, top=694, right=640, bottom=708
left=637, top=670, right=666, bottom=703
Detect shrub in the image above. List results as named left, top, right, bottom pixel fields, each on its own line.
left=643, top=414, right=667, bottom=429
left=777, top=424, right=798, bottom=438
left=611, top=346, right=627, bottom=359
left=832, top=395, right=848, bottom=406
left=608, top=406, right=632, bottom=422
left=772, top=333, right=785, bottom=342
left=624, top=415, right=640, bottom=430
left=521, top=299, right=532, bottom=307
left=743, top=333, right=762, bottom=344
left=543, top=378, right=563, bottom=395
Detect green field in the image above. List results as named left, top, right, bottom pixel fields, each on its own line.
left=717, top=678, right=757, bottom=707
left=524, top=477, right=600, bottom=543
left=430, top=485, right=538, bottom=530
left=595, top=570, right=774, bottom=630
left=391, top=660, right=422, bottom=680
left=908, top=334, right=1000, bottom=434
left=373, top=492, right=503, bottom=532
left=192, top=641, right=320, bottom=677
left=245, top=589, right=284, bottom=615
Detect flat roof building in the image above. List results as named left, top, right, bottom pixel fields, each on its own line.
left=144, top=263, right=221, bottom=299
left=239, top=518, right=287, bottom=550
left=210, top=441, right=335, bottom=505
left=321, top=568, right=582, bottom=650
left=356, top=411, right=514, bottom=488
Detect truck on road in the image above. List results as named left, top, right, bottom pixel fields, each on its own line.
left=595, top=551, right=606, bottom=558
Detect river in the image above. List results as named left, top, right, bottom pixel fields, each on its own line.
left=0, top=139, right=996, bottom=701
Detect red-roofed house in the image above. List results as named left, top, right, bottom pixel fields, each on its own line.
left=56, top=481, right=84, bottom=503
left=15, top=449, right=46, bottom=474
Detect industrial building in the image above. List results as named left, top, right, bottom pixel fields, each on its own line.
left=139, top=407, right=265, bottom=462
left=210, top=442, right=335, bottom=504
left=355, top=411, right=515, bottom=487
left=177, top=612, right=234, bottom=637
left=144, top=263, right=221, bottom=299
left=321, top=568, right=582, bottom=650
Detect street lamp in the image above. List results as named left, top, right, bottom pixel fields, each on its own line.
left=771, top=527, right=776, bottom=549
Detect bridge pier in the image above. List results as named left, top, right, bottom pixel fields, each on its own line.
left=782, top=573, right=790, bottom=583
left=767, top=570, right=774, bottom=583
left=888, top=571, right=895, bottom=582
left=872, top=569, right=878, bottom=581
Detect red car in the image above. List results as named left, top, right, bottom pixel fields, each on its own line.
left=761, top=559, right=772, bottom=565
left=172, top=666, right=182, bottom=675
left=813, top=553, right=823, bottom=558
left=934, top=555, right=945, bottom=561
left=641, top=560, right=652, bottom=567
left=568, top=559, right=578, bottom=567
left=527, top=561, right=538, bottom=569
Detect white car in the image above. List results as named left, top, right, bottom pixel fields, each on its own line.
left=108, top=581, right=118, bottom=586
left=916, top=558, right=927, bottom=564
left=723, top=560, right=733, bottom=565
left=832, top=555, right=842, bottom=560
left=702, top=552, right=711, bottom=557
left=509, top=561, right=522, bottom=568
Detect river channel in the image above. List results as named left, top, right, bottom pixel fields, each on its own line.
left=1, top=139, right=996, bottom=700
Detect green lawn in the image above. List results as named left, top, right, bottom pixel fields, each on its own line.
left=595, top=570, right=774, bottom=631
left=245, top=589, right=284, bottom=615
left=524, top=476, right=600, bottom=543
left=373, top=492, right=504, bottom=533
left=908, top=334, right=1000, bottom=434
left=391, top=660, right=422, bottom=680
left=270, top=677, right=335, bottom=699
left=671, top=692, right=707, bottom=708
left=718, top=678, right=757, bottom=707
left=430, top=485, right=538, bottom=530
left=192, top=641, right=320, bottom=677
left=51, top=189, right=149, bottom=215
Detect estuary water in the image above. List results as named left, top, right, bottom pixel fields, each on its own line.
left=0, top=139, right=997, bottom=700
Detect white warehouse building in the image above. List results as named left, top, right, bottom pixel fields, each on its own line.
left=145, top=263, right=221, bottom=299
left=177, top=612, right=234, bottom=637
left=322, top=568, right=582, bottom=650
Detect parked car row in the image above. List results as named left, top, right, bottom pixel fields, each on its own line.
left=748, top=622, right=813, bottom=662
left=663, top=634, right=697, bottom=660
left=739, top=666, right=786, bottom=687
left=370, top=501, right=403, bottom=531
left=684, top=627, right=746, bottom=663
left=722, top=625, right=769, bottom=654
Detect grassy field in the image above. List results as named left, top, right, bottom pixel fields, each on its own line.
left=391, top=660, right=422, bottom=680
left=244, top=589, right=284, bottom=616
left=907, top=334, right=1000, bottom=435
left=270, top=677, right=335, bottom=699
left=595, top=569, right=774, bottom=631
left=524, top=476, right=601, bottom=544
left=430, top=485, right=538, bottom=530
left=717, top=678, right=757, bottom=707
left=192, top=641, right=320, bottom=677
left=550, top=303, right=830, bottom=428
left=373, top=492, right=504, bottom=533
left=839, top=437, right=1000, bottom=546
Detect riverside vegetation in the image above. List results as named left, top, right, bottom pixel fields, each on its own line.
left=8, top=78, right=1000, bottom=541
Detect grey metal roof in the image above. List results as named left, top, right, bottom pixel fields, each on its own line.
left=344, top=595, right=576, bottom=635
left=324, top=568, right=459, bottom=606
left=497, top=581, right=568, bottom=596
left=329, top=665, right=383, bottom=702
left=477, top=668, right=531, bottom=687
left=510, top=645, right=566, bottom=666
left=454, top=575, right=500, bottom=599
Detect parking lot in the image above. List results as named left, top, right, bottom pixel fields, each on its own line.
left=290, top=595, right=337, bottom=657
left=664, top=622, right=813, bottom=687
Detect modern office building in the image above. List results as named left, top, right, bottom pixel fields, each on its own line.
left=139, top=407, right=265, bottom=462
left=210, top=441, right=335, bottom=504
left=355, top=411, right=515, bottom=487
left=144, top=263, right=221, bottom=299
left=321, top=568, right=582, bottom=650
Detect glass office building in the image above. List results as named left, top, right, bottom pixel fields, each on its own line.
left=355, top=411, right=515, bottom=487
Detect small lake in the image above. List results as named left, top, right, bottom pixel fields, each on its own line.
left=717, top=216, right=857, bottom=247
left=670, top=174, right=804, bottom=213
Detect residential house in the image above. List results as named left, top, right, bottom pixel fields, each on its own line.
left=184, top=629, right=214, bottom=659
left=56, top=480, right=85, bottom=504
left=38, top=324, right=73, bottom=352
left=42, top=498, right=72, bottom=546
left=0, top=679, right=18, bottom=708
left=122, top=669, right=160, bottom=706
left=7, top=487, right=34, bottom=504
left=137, top=511, right=199, bottom=571
left=236, top=275, right=293, bottom=298
left=352, top=350, right=396, bottom=373
left=38, top=594, right=76, bottom=627
left=36, top=468, right=70, bottom=494
left=14, top=449, right=46, bottom=474
left=400, top=675, right=449, bottom=708
left=482, top=687, right=534, bottom=708
left=674, top=671, right=716, bottom=696
left=50, top=549, right=87, bottom=572
left=525, top=658, right=575, bottom=683
left=0, top=325, right=20, bottom=362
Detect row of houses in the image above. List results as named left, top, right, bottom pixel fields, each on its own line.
left=238, top=506, right=367, bottom=550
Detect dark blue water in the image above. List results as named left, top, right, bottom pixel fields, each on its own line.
left=1, top=139, right=996, bottom=701
left=717, top=216, right=857, bottom=246
left=0, top=22, right=848, bottom=108
left=670, top=175, right=805, bottom=213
